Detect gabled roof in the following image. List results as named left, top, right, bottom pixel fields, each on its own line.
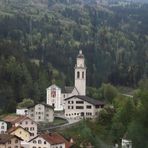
left=3, top=115, right=37, bottom=125
left=30, top=133, right=71, bottom=148
left=62, top=86, right=75, bottom=93
left=64, top=95, right=105, bottom=106
left=27, top=103, right=54, bottom=109
left=46, top=84, right=61, bottom=90
left=6, top=126, right=31, bottom=134
left=0, top=134, right=22, bottom=144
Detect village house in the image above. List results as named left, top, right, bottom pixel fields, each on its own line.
left=0, top=134, right=22, bottom=148
left=6, top=126, right=31, bottom=142
left=46, top=50, right=86, bottom=111
left=0, top=120, right=7, bottom=134
left=3, top=115, right=38, bottom=139
left=29, top=132, right=71, bottom=148
left=27, top=103, right=54, bottom=123
left=64, top=95, right=105, bottom=120
left=16, top=108, right=28, bottom=115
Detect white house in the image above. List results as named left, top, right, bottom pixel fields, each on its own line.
left=27, top=103, right=54, bottom=123
left=0, top=120, right=7, bottom=134
left=122, top=138, right=132, bottom=148
left=64, top=95, right=105, bottom=120
left=16, top=108, right=28, bottom=115
left=46, top=50, right=86, bottom=111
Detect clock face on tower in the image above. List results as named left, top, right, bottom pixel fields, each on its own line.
left=51, top=88, right=56, bottom=98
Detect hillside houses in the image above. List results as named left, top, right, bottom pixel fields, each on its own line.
left=3, top=115, right=38, bottom=139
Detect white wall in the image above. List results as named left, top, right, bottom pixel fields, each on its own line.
left=65, top=97, right=99, bottom=120
left=0, top=121, right=7, bottom=134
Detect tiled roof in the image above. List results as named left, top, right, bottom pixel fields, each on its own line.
left=6, top=126, right=31, bottom=134
left=30, top=133, right=71, bottom=148
left=0, top=134, right=22, bottom=144
left=61, top=86, right=74, bottom=93
left=64, top=95, right=105, bottom=106
left=3, top=115, right=36, bottom=125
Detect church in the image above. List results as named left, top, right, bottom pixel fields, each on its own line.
left=46, top=50, right=87, bottom=111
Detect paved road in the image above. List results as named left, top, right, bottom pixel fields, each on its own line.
left=122, top=94, right=133, bottom=98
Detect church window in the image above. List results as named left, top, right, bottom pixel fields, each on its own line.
left=77, top=71, right=80, bottom=78
left=51, top=88, right=56, bottom=98
left=82, top=71, right=84, bottom=78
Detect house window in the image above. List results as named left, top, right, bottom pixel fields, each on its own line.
left=76, top=101, right=84, bottom=104
left=76, top=106, right=84, bottom=109
left=30, top=133, right=34, bottom=136
left=68, top=101, right=70, bottom=104
left=32, top=147, right=36, bottom=148
left=25, top=127, right=29, bottom=131
left=1, top=126, right=4, bottom=129
left=30, top=127, right=34, bottom=131
left=68, top=106, right=70, bottom=109
left=33, top=140, right=36, bottom=144
left=77, top=71, right=80, bottom=78
left=38, top=140, right=42, bottom=144
left=86, top=105, right=92, bottom=109
left=1, top=131, right=4, bottom=134
left=44, top=141, right=46, bottom=144
left=71, top=101, right=74, bottom=104
left=15, top=146, right=18, bottom=148
left=60, top=146, right=63, bottom=148
left=38, top=116, right=41, bottom=119
left=15, top=139, right=18, bottom=143
left=8, top=140, right=11, bottom=144
left=26, top=121, right=28, bottom=124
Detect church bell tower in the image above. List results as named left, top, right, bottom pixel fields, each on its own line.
left=74, top=50, right=86, bottom=96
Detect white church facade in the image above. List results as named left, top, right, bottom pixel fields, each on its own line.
left=46, top=50, right=86, bottom=111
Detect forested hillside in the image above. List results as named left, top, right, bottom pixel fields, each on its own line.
left=0, top=0, right=148, bottom=111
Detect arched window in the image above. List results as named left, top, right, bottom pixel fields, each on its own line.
left=77, top=71, right=80, bottom=78
left=82, top=71, right=84, bottom=78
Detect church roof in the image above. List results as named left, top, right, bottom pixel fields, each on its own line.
left=46, top=84, right=61, bottom=90
left=64, top=95, right=105, bottom=106
left=61, top=86, right=75, bottom=93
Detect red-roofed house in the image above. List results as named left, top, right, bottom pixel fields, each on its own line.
left=29, top=132, right=71, bottom=148
left=3, top=115, right=37, bottom=139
